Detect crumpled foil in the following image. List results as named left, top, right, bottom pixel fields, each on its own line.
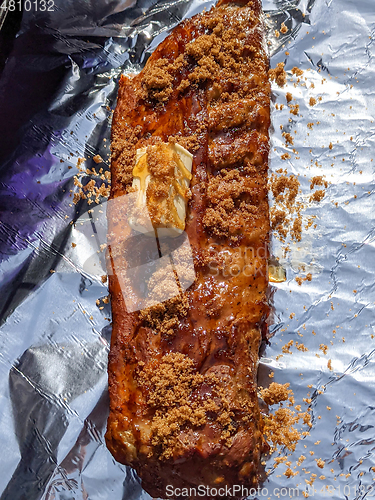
left=1, top=0, right=375, bottom=499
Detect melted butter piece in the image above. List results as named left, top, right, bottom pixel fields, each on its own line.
left=268, top=263, right=286, bottom=283
left=130, top=143, right=193, bottom=236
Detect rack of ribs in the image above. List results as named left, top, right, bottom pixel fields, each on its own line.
left=106, top=0, right=271, bottom=496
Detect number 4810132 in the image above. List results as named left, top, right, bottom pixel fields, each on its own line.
left=1, top=0, right=55, bottom=11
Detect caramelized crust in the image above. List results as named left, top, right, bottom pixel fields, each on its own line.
left=106, top=0, right=271, bottom=497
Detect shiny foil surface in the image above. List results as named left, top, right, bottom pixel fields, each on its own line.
left=0, top=0, right=375, bottom=499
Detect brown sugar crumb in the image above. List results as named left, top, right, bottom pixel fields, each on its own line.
left=264, top=407, right=309, bottom=452
left=282, top=131, right=294, bottom=146
left=269, top=172, right=302, bottom=244
left=93, top=154, right=103, bottom=164
left=269, top=62, right=287, bottom=87
left=71, top=242, right=76, bottom=248
left=286, top=92, right=293, bottom=103
left=281, top=152, right=291, bottom=160
left=101, top=275, right=107, bottom=283
left=136, top=353, right=206, bottom=457
left=73, top=154, right=111, bottom=205
left=291, top=215, right=302, bottom=242
left=307, top=122, right=314, bottom=129
left=140, top=56, right=184, bottom=102
left=136, top=352, right=244, bottom=459
left=176, top=79, right=190, bottom=93
left=310, top=176, right=328, bottom=190
left=284, top=468, right=298, bottom=477
left=291, top=66, right=304, bottom=76
left=77, top=157, right=86, bottom=171
left=309, top=97, right=317, bottom=106
left=296, top=342, right=308, bottom=352
left=305, top=473, right=318, bottom=486
left=274, top=30, right=280, bottom=38
left=111, top=124, right=141, bottom=188
left=289, top=104, right=299, bottom=115
left=203, top=168, right=266, bottom=243
left=274, top=456, right=288, bottom=465
left=260, top=383, right=292, bottom=405
left=316, top=458, right=325, bottom=469
left=168, top=134, right=200, bottom=153
left=139, top=10, right=269, bottom=104
left=270, top=208, right=287, bottom=238
left=280, top=22, right=288, bottom=34
left=327, top=359, right=332, bottom=371
left=309, top=189, right=325, bottom=202
left=140, top=291, right=189, bottom=337
left=329, top=142, right=333, bottom=149
left=295, top=273, right=312, bottom=286
left=282, top=340, right=294, bottom=354
left=319, top=344, right=328, bottom=355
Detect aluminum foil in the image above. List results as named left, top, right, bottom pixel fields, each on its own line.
left=0, top=0, right=375, bottom=498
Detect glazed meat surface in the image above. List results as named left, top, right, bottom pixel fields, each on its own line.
left=106, top=0, right=271, bottom=496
